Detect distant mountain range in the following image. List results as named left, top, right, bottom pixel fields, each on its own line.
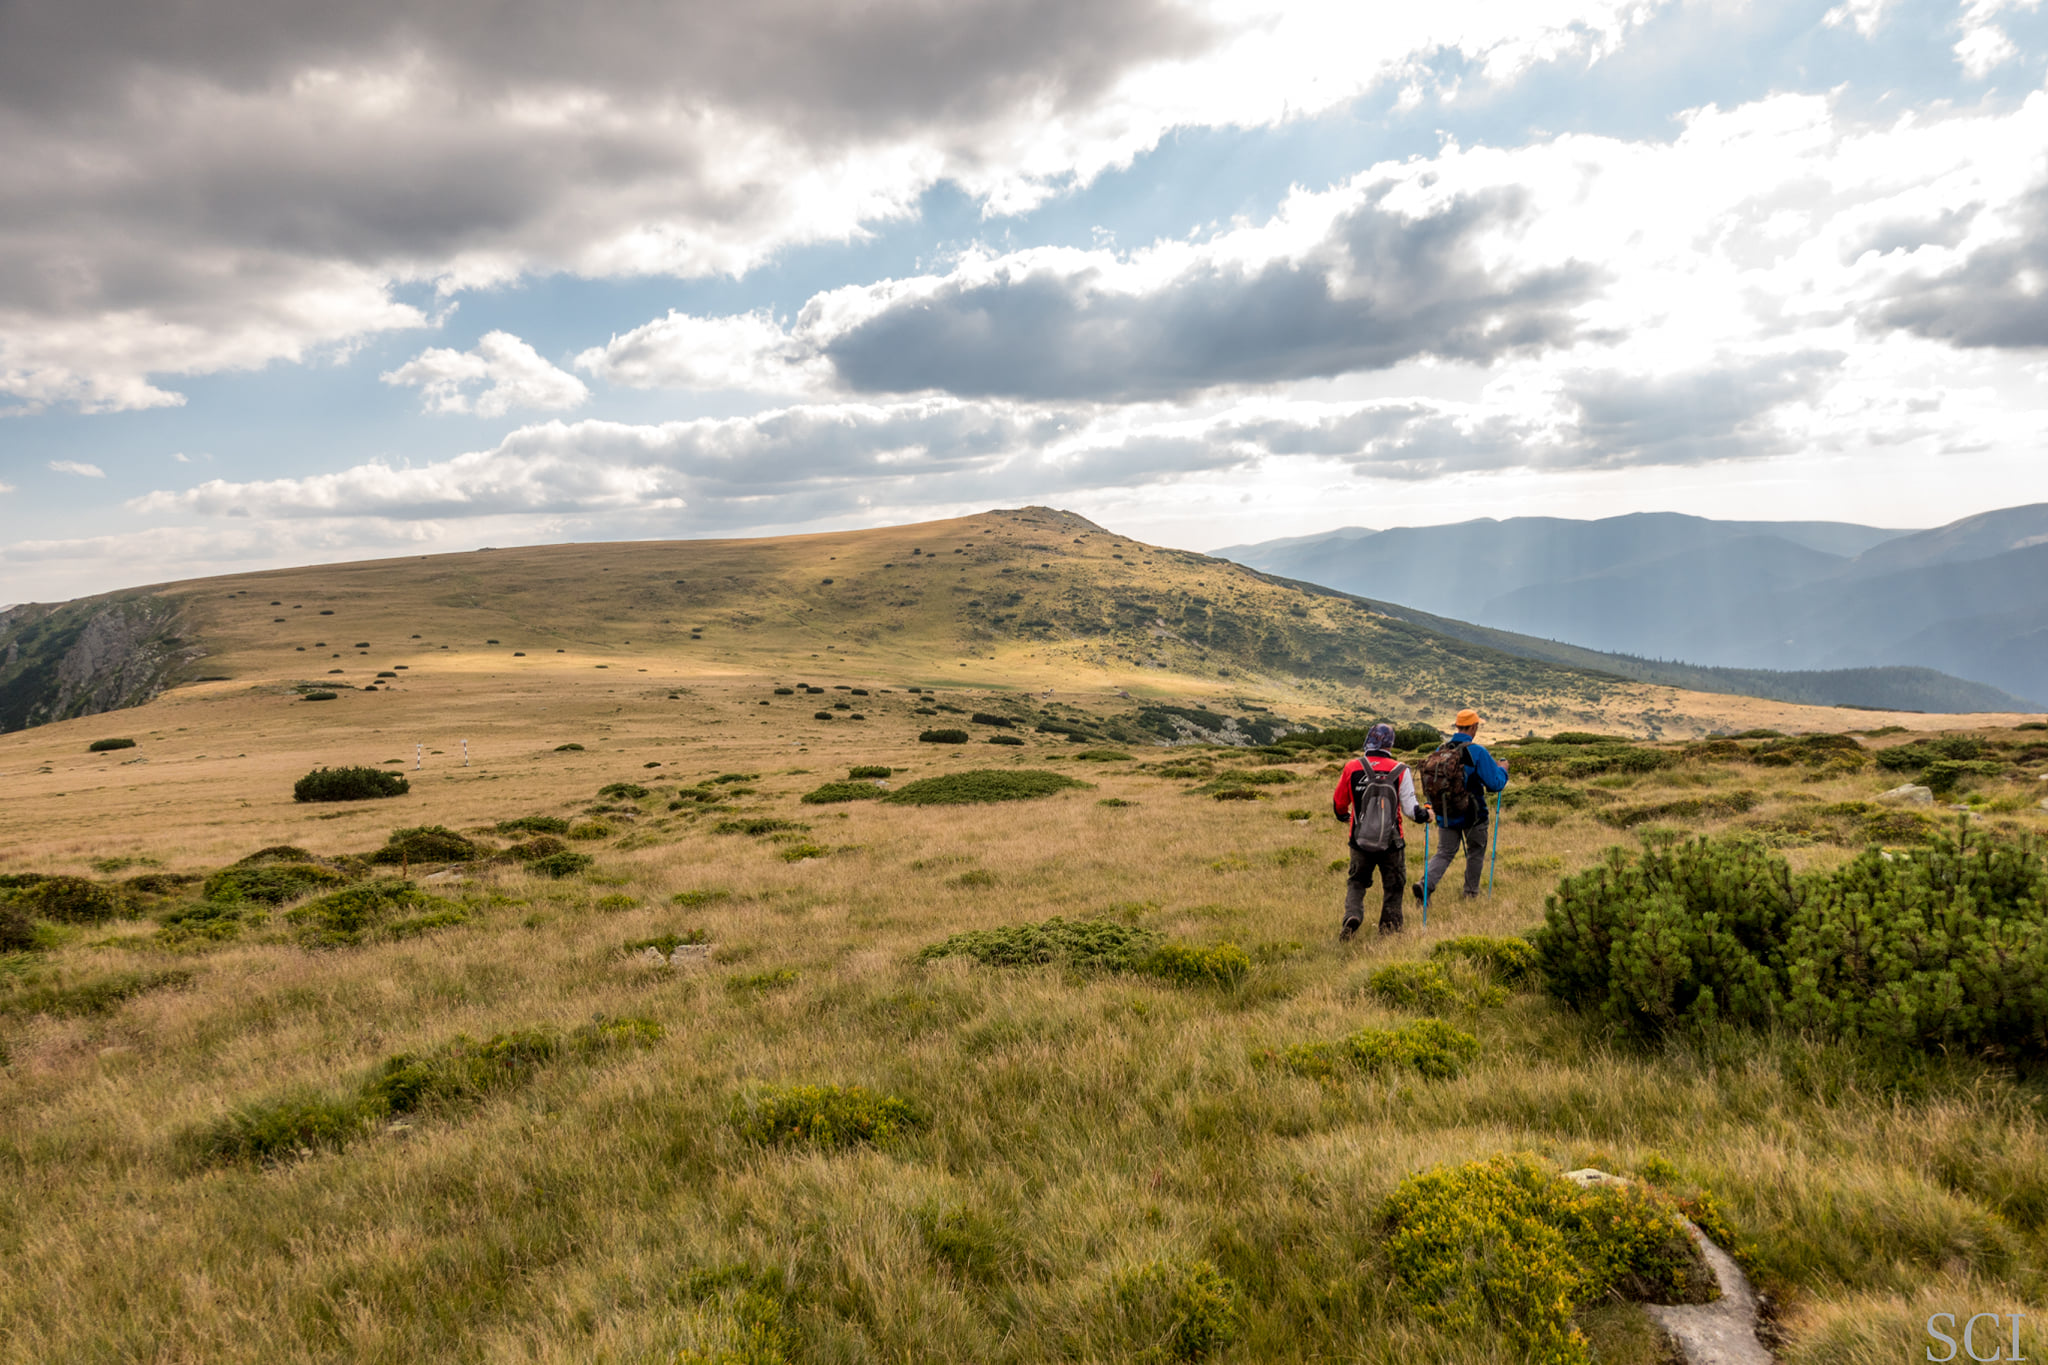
left=1217, top=504, right=2048, bottom=710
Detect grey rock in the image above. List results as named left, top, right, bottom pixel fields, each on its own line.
left=1878, top=783, right=1935, bottom=805
left=1645, top=1225, right=1774, bottom=1365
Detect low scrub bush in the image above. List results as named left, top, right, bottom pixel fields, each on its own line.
left=884, top=770, right=1089, bottom=805
left=293, top=766, right=409, bottom=802
left=1138, top=941, right=1250, bottom=988
left=1367, top=961, right=1461, bottom=1012
left=847, top=765, right=892, bottom=779
left=1875, top=734, right=1986, bottom=771
left=1345, top=1018, right=1480, bottom=1079
left=970, top=712, right=1016, bottom=728
left=1598, top=790, right=1759, bottom=828
left=528, top=851, right=594, bottom=878
left=714, top=818, right=807, bottom=836
left=554, top=743, right=585, bottom=752
left=597, top=782, right=650, bottom=800
left=504, top=835, right=569, bottom=862
left=201, top=862, right=347, bottom=904
left=1383, top=1155, right=1713, bottom=1365
left=1431, top=935, right=1538, bottom=986
left=0, top=968, right=192, bottom=1018
left=234, top=844, right=315, bottom=866
left=1074, top=748, right=1133, bottom=761
left=123, top=871, right=201, bottom=895
left=87, top=737, right=136, bottom=752
left=989, top=734, right=1025, bottom=746
left=192, top=1018, right=660, bottom=1166
left=1099, top=1257, right=1241, bottom=1362
left=155, top=901, right=260, bottom=946
left=918, top=916, right=1159, bottom=970
left=1534, top=825, right=2048, bottom=1055
left=300, top=690, right=339, bottom=702
left=0, top=905, right=38, bottom=953
left=367, top=825, right=489, bottom=864
left=801, top=780, right=885, bottom=804
left=777, top=842, right=830, bottom=862
left=919, top=728, right=970, bottom=744
left=17, top=876, right=126, bottom=924
left=284, top=878, right=467, bottom=948
left=566, top=820, right=615, bottom=840
left=730, top=1083, right=922, bottom=1148
left=674, top=888, right=732, bottom=907
left=495, top=815, right=570, bottom=836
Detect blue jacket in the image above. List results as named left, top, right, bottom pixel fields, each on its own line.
left=1431, top=733, right=1508, bottom=829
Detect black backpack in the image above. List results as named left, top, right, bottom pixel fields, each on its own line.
left=1350, top=760, right=1406, bottom=852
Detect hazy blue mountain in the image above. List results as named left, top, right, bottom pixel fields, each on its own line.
left=1217, top=506, right=2048, bottom=708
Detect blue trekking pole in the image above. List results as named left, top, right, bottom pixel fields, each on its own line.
left=1421, top=819, right=1431, bottom=929
left=1488, top=788, right=1502, bottom=895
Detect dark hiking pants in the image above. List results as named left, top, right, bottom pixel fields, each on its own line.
left=1345, top=841, right=1406, bottom=934
left=1424, top=819, right=1486, bottom=898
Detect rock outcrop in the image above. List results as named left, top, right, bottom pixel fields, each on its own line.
left=0, top=594, right=203, bottom=733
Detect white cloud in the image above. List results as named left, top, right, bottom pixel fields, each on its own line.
left=576, top=310, right=830, bottom=394
left=382, top=331, right=589, bottom=416
left=47, top=459, right=106, bottom=477
left=0, top=0, right=1667, bottom=413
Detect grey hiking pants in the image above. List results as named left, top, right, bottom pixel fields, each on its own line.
left=1345, top=841, right=1406, bottom=934
left=1424, top=820, right=1486, bottom=898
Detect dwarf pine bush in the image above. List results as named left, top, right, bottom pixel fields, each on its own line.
left=17, top=876, right=126, bottom=925
left=284, top=878, right=467, bottom=948
left=918, top=729, right=969, bottom=744
left=495, top=814, right=570, bottom=836
left=527, top=850, right=594, bottom=878
left=731, top=1083, right=921, bottom=1148
left=1383, top=1156, right=1712, bottom=1365
left=367, top=825, right=487, bottom=864
left=918, top=916, right=1160, bottom=971
left=86, top=737, right=136, bottom=752
left=1101, top=1257, right=1242, bottom=1362
left=1534, top=825, right=2048, bottom=1055
left=293, top=766, right=409, bottom=802
left=800, top=780, right=884, bottom=804
left=201, top=862, right=346, bottom=905
left=884, top=770, right=1089, bottom=805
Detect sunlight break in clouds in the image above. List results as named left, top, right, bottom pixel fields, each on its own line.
left=382, top=332, right=590, bottom=417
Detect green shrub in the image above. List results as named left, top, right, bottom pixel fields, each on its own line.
left=730, top=1083, right=921, bottom=1148
left=1384, top=1156, right=1712, bottom=1365
left=1345, top=1018, right=1480, bottom=1079
left=777, top=842, right=830, bottom=862
left=504, top=835, right=569, bottom=862
left=234, top=844, right=316, bottom=866
left=1103, top=1257, right=1241, bottom=1362
left=919, top=728, right=970, bottom=744
left=366, top=825, right=488, bottom=864
left=801, top=780, right=884, bottom=804
left=293, top=766, right=409, bottom=802
left=1367, top=961, right=1459, bottom=1012
left=87, top=737, right=136, bottom=752
left=201, top=862, right=347, bottom=905
left=726, top=968, right=800, bottom=995
left=1598, top=790, right=1759, bottom=828
left=0, top=905, right=37, bottom=953
left=711, top=773, right=760, bottom=785
left=284, top=878, right=467, bottom=948
left=495, top=815, right=570, bottom=836
left=1431, top=935, right=1538, bottom=986
left=847, top=765, right=892, bottom=779
left=1921, top=759, right=2005, bottom=796
left=1875, top=735, right=1987, bottom=771
left=528, top=851, right=594, bottom=878
left=190, top=1091, right=368, bottom=1166
left=714, top=818, right=806, bottom=836
left=1099, top=797, right=1136, bottom=808
left=1074, top=748, right=1133, bottom=761
left=17, top=876, right=126, bottom=924
left=1393, top=723, right=1442, bottom=751
left=918, top=916, right=1160, bottom=971
left=1534, top=826, right=2048, bottom=1055
left=0, top=968, right=192, bottom=1018
left=989, top=734, right=1025, bottom=745
left=598, top=782, right=649, bottom=799
left=155, top=901, right=260, bottom=946
left=884, top=770, right=1089, bottom=805
left=300, top=690, right=339, bottom=702
left=124, top=871, right=200, bottom=896
left=567, top=821, right=614, bottom=840
left=1138, top=942, right=1250, bottom=988
left=674, top=889, right=732, bottom=907
left=554, top=743, right=585, bottom=752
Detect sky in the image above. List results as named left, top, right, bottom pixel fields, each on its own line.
left=3, top=0, right=2047, bottom=603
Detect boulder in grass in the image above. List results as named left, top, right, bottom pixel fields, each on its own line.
left=1877, top=783, right=1934, bottom=805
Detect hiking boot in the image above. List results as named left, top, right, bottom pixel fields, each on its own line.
left=1339, top=918, right=1362, bottom=942
left=1411, top=883, right=1425, bottom=902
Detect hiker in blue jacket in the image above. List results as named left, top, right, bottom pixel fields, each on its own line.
left=1415, top=708, right=1509, bottom=902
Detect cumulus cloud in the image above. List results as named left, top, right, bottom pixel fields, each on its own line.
left=383, top=331, right=589, bottom=416
left=47, top=459, right=106, bottom=477
left=582, top=177, right=1598, bottom=401
left=0, top=0, right=1665, bottom=413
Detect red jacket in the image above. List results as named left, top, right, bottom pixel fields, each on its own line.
left=1332, top=753, right=1425, bottom=842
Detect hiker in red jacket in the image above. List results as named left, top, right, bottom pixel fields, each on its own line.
left=1332, top=722, right=1430, bottom=940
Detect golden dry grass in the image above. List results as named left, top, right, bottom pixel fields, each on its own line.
left=0, top=520, right=2044, bottom=1363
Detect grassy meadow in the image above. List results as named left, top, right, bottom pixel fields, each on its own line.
left=1, top=518, right=2045, bottom=1364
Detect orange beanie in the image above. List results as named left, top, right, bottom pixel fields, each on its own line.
left=1455, top=709, right=1480, bottom=728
